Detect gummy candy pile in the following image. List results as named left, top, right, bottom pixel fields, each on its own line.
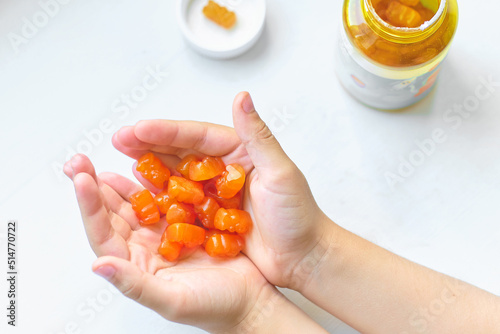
left=373, top=0, right=435, bottom=28
left=130, top=153, right=252, bottom=261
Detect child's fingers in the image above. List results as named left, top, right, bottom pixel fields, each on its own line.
left=113, top=127, right=181, bottom=156
left=232, top=92, right=294, bottom=176
left=114, top=126, right=150, bottom=149
left=98, top=172, right=144, bottom=200
left=98, top=172, right=167, bottom=238
left=67, top=154, right=113, bottom=212
left=92, top=256, right=187, bottom=320
left=73, top=172, right=130, bottom=259
left=98, top=172, right=144, bottom=231
left=113, top=126, right=213, bottom=174
left=134, top=120, right=240, bottom=157
left=112, top=132, right=151, bottom=160
left=113, top=134, right=190, bottom=159
left=64, top=154, right=97, bottom=181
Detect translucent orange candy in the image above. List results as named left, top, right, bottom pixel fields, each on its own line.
left=398, top=0, right=419, bottom=7
left=176, top=154, right=226, bottom=181
left=372, top=0, right=436, bottom=29
left=189, top=156, right=225, bottom=181
left=215, top=164, right=246, bottom=199
left=203, top=0, right=237, bottom=29
left=176, top=154, right=198, bottom=179
left=204, top=180, right=242, bottom=209
left=386, top=1, right=422, bottom=28
left=168, top=176, right=204, bottom=205
left=204, top=230, right=244, bottom=258
left=167, top=223, right=206, bottom=248
left=167, top=202, right=196, bottom=225
left=136, top=153, right=170, bottom=189
left=158, top=238, right=182, bottom=262
left=214, top=208, right=252, bottom=234
left=129, top=189, right=160, bottom=225
left=349, top=0, right=443, bottom=66
left=129, top=152, right=252, bottom=261
left=154, top=190, right=177, bottom=214
left=414, top=2, right=435, bottom=21
left=194, top=197, right=220, bottom=229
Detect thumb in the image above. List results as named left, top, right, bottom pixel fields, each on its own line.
left=92, top=256, right=183, bottom=319
left=232, top=91, right=292, bottom=174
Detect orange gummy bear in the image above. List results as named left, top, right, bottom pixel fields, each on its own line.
left=130, top=189, right=160, bottom=225
left=154, top=190, right=177, bottom=214
left=189, top=156, right=225, bottom=181
left=194, top=197, right=220, bottom=229
left=176, top=154, right=198, bottom=179
left=158, top=238, right=183, bottom=262
left=214, top=208, right=252, bottom=234
left=203, top=0, right=237, bottom=29
left=167, top=202, right=196, bottom=225
left=205, top=230, right=244, bottom=258
left=167, top=176, right=204, bottom=205
left=167, top=223, right=206, bottom=248
left=204, top=180, right=242, bottom=209
left=386, top=1, right=422, bottom=28
left=215, top=164, right=245, bottom=199
left=398, top=0, right=419, bottom=6
left=136, top=153, right=171, bottom=189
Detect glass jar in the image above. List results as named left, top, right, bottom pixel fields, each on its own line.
left=336, top=0, right=458, bottom=110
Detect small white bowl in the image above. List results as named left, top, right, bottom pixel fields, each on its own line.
left=176, top=0, right=266, bottom=59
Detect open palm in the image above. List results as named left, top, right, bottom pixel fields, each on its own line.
left=65, top=154, right=271, bottom=332
left=111, top=92, right=328, bottom=290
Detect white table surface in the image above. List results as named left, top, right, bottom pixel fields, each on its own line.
left=1, top=0, right=499, bottom=333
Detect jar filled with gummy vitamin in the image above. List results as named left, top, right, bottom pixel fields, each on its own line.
left=336, top=0, right=458, bottom=110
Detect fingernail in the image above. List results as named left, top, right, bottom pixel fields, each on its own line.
left=71, top=154, right=82, bottom=165
left=69, top=159, right=76, bottom=178
left=94, top=265, right=115, bottom=281
left=242, top=93, right=255, bottom=113
left=63, top=161, right=73, bottom=178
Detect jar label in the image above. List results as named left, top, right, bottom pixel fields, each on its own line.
left=336, top=28, right=445, bottom=109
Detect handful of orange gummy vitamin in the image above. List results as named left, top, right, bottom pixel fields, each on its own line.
left=130, top=153, right=251, bottom=261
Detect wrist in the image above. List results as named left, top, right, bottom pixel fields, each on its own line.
left=218, top=284, right=327, bottom=334
left=288, top=212, right=344, bottom=293
left=221, top=284, right=281, bottom=334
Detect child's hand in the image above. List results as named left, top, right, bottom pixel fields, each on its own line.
left=95, top=92, right=500, bottom=334
left=63, top=154, right=323, bottom=333
left=112, top=92, right=331, bottom=290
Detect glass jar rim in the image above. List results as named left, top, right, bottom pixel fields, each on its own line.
left=363, top=0, right=447, bottom=41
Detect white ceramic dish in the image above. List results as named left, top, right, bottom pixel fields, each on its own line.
left=176, top=0, right=266, bottom=59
